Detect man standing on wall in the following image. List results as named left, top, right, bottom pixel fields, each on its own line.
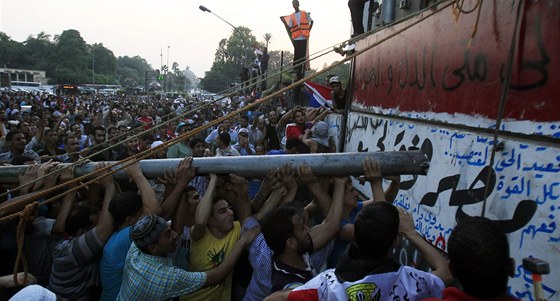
left=282, top=0, right=313, bottom=106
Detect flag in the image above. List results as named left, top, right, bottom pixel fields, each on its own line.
left=304, top=81, right=333, bottom=108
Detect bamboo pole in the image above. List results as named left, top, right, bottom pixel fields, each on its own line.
left=0, top=151, right=428, bottom=183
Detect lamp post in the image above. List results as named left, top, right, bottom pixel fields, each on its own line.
left=199, top=5, right=248, bottom=66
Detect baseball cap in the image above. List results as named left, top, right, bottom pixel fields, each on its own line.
left=312, top=121, right=329, bottom=147
left=329, top=76, right=341, bottom=84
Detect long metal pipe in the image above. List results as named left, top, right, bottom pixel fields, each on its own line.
left=0, top=151, right=428, bottom=184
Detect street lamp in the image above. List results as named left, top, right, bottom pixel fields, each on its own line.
left=199, top=4, right=248, bottom=66
left=199, top=5, right=238, bottom=31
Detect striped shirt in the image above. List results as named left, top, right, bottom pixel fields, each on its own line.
left=116, top=243, right=207, bottom=301
left=48, top=228, right=104, bottom=301
left=242, top=217, right=335, bottom=301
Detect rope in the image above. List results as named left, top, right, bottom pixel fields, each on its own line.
left=0, top=0, right=456, bottom=223
left=0, top=31, right=339, bottom=199
left=12, top=202, right=37, bottom=286
left=481, top=0, right=525, bottom=217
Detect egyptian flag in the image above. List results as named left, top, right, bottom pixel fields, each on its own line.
left=287, top=289, right=319, bottom=301
left=280, top=14, right=311, bottom=71
left=304, top=81, right=333, bottom=108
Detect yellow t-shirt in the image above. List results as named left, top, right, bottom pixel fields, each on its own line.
left=181, top=221, right=241, bottom=301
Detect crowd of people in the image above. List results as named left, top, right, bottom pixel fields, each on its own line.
left=0, top=88, right=522, bottom=301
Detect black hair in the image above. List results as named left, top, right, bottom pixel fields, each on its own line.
left=5, top=130, right=21, bottom=142
left=448, top=216, right=511, bottom=299
left=218, top=131, right=231, bottom=145
left=354, top=202, right=399, bottom=259
left=109, top=191, right=143, bottom=228
left=261, top=206, right=300, bottom=255
left=65, top=204, right=99, bottom=236
left=189, top=137, right=205, bottom=149
left=93, top=126, right=106, bottom=133
left=285, top=137, right=301, bottom=150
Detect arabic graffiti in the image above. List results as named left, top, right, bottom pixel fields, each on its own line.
left=346, top=113, right=558, bottom=301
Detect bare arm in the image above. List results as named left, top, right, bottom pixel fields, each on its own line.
left=399, top=208, right=453, bottom=286
left=126, top=162, right=161, bottom=216
left=251, top=169, right=282, bottom=213
left=383, top=175, right=401, bottom=202
left=226, top=174, right=252, bottom=224
left=52, top=167, right=77, bottom=235
left=191, top=174, right=218, bottom=241
left=298, top=165, right=331, bottom=217
left=255, top=187, right=287, bottom=222
left=364, top=157, right=386, bottom=203
left=161, top=157, right=195, bottom=220
left=94, top=163, right=117, bottom=244
left=307, top=177, right=346, bottom=250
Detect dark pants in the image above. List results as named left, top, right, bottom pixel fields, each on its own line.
left=292, top=39, right=307, bottom=107
left=349, top=0, right=367, bottom=35
left=293, top=39, right=307, bottom=80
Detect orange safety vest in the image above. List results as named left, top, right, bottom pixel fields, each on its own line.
left=290, top=11, right=311, bottom=40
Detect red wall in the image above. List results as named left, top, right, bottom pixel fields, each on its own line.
left=352, top=0, right=560, bottom=122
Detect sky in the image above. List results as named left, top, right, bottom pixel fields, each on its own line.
left=0, top=0, right=352, bottom=78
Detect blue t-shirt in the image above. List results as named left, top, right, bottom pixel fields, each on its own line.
left=100, top=226, right=132, bottom=301
left=327, top=202, right=363, bottom=268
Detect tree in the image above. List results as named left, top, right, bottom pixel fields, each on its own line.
left=0, top=32, right=28, bottom=69
left=116, top=55, right=153, bottom=87
left=263, top=33, right=272, bottom=48
left=200, top=26, right=257, bottom=93
left=23, top=32, right=55, bottom=71
left=49, top=29, right=90, bottom=84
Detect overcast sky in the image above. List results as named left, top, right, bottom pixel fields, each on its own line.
left=0, top=0, right=352, bottom=77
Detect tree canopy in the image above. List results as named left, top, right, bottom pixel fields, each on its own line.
left=0, top=29, right=196, bottom=90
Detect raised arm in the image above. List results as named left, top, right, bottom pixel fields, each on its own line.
left=191, top=174, right=218, bottom=241
left=161, top=157, right=195, bottom=220
left=94, top=162, right=117, bottom=244
left=297, top=164, right=331, bottom=217
left=307, top=177, right=346, bottom=250
left=363, top=157, right=386, bottom=204
left=398, top=208, right=453, bottom=286
left=125, top=162, right=161, bottom=216
left=251, top=169, right=282, bottom=213
left=52, top=167, right=77, bottom=235
left=225, top=174, right=252, bottom=224
left=255, top=186, right=287, bottom=222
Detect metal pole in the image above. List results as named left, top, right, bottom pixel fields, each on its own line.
left=0, top=151, right=428, bottom=183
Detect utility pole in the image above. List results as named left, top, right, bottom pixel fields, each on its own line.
left=166, top=46, right=170, bottom=92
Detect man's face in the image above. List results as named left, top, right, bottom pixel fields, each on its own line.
left=343, top=181, right=359, bottom=207
left=238, top=133, right=249, bottom=145
left=193, top=142, right=205, bottom=157
left=209, top=199, right=234, bottom=233
left=290, top=214, right=311, bottom=255
left=240, top=118, right=249, bottom=128
left=108, top=128, right=118, bottom=140
left=294, top=111, right=306, bottom=125
left=186, top=190, right=201, bottom=209
left=153, top=226, right=179, bottom=255
left=118, top=127, right=128, bottom=136
left=127, top=138, right=139, bottom=152
left=94, top=130, right=106, bottom=144
left=72, top=125, right=81, bottom=136
left=19, top=122, right=30, bottom=135
left=65, top=138, right=80, bottom=153
left=46, top=131, right=58, bottom=144
left=256, top=144, right=266, bottom=155
left=268, top=111, right=278, bottom=123
left=9, top=133, right=26, bottom=152
left=223, top=119, right=231, bottom=129
left=330, top=82, right=342, bottom=91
